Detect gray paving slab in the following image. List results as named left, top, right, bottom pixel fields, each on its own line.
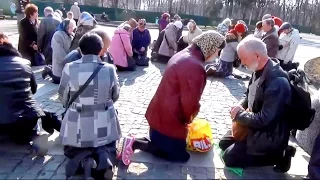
left=0, top=20, right=316, bottom=179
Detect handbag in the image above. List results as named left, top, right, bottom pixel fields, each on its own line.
left=118, top=34, right=136, bottom=70
left=61, top=63, right=104, bottom=119
left=34, top=51, right=45, bottom=66
left=232, top=108, right=249, bottom=141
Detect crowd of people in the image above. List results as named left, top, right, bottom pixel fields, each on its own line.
left=0, top=2, right=318, bottom=179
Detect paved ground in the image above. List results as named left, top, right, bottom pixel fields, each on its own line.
left=0, top=19, right=318, bottom=179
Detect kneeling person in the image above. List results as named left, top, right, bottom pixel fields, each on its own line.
left=59, top=32, right=121, bottom=180
left=219, top=35, right=295, bottom=172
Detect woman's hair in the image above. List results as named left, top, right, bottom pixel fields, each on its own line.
left=128, top=18, right=138, bottom=28
left=256, top=21, right=263, bottom=29
left=89, top=28, right=110, bottom=43
left=0, top=32, right=9, bottom=45
left=123, top=24, right=131, bottom=32
left=55, top=10, right=63, bottom=17
left=79, top=32, right=103, bottom=55
left=24, top=4, right=38, bottom=18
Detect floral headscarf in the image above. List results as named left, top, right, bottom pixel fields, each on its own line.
left=192, top=30, right=226, bottom=59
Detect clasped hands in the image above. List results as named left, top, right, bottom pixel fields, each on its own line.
left=230, top=106, right=245, bottom=120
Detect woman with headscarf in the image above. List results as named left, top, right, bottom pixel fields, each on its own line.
left=69, top=12, right=97, bottom=51
left=119, top=31, right=226, bottom=165
left=158, top=20, right=183, bottom=62
left=217, top=18, right=232, bottom=36
left=43, top=19, right=76, bottom=84
left=183, top=19, right=202, bottom=45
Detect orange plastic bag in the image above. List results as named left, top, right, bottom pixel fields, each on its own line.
left=186, top=118, right=213, bottom=152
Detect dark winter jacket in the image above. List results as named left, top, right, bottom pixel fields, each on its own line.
left=236, top=59, right=291, bottom=155
left=0, top=43, right=44, bottom=124
left=18, top=17, right=38, bottom=65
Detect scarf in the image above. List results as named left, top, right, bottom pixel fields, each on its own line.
left=192, top=31, right=226, bottom=59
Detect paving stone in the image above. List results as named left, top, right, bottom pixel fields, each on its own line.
left=0, top=174, right=8, bottom=179
left=27, top=164, right=44, bottom=175
left=44, top=162, right=61, bottom=171
left=13, top=165, right=32, bottom=173
left=22, top=174, right=38, bottom=179
left=51, top=174, right=66, bottom=179
left=36, top=172, right=54, bottom=179
left=0, top=21, right=316, bottom=180
left=7, top=173, right=23, bottom=179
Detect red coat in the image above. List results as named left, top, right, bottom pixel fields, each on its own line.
left=146, top=45, right=207, bottom=140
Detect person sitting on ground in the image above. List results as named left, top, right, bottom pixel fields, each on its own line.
left=37, top=6, right=61, bottom=65
left=64, top=28, right=113, bottom=65
left=119, top=31, right=226, bottom=165
left=183, top=19, right=202, bottom=45
left=261, top=18, right=279, bottom=58
left=254, top=21, right=263, bottom=39
left=42, top=19, right=76, bottom=84
left=276, top=22, right=300, bottom=71
left=219, top=35, right=295, bottom=172
left=67, top=11, right=73, bottom=20
left=59, top=32, right=120, bottom=180
left=101, top=12, right=109, bottom=22
left=217, top=18, right=232, bottom=36
left=69, top=12, right=97, bottom=51
left=109, top=24, right=135, bottom=71
left=0, top=32, right=61, bottom=145
left=132, top=19, right=151, bottom=66
left=157, top=20, right=183, bottom=62
left=206, top=29, right=239, bottom=78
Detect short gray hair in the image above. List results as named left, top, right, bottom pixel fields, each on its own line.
left=237, top=35, right=268, bottom=57
left=222, top=18, right=231, bottom=26
left=44, top=6, right=53, bottom=14
left=263, top=18, right=275, bottom=27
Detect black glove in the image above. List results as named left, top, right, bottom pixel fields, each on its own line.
left=279, top=45, right=283, bottom=50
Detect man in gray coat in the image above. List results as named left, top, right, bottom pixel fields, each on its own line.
left=261, top=18, right=279, bottom=58
left=37, top=6, right=61, bottom=65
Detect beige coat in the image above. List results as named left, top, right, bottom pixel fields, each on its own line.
left=158, top=23, right=178, bottom=57
left=183, top=26, right=202, bottom=45
left=70, top=5, right=81, bottom=19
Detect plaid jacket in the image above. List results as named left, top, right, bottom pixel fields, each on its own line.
left=58, top=55, right=121, bottom=148
left=217, top=23, right=229, bottom=36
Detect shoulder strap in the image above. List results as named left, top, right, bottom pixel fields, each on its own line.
left=65, top=63, right=104, bottom=110
left=118, top=34, right=129, bottom=56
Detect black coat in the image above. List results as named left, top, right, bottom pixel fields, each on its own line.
left=0, top=43, right=44, bottom=124
left=18, top=17, right=38, bottom=65
left=236, top=60, right=291, bottom=155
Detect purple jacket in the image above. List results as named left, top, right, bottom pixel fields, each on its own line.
left=132, top=28, right=151, bottom=54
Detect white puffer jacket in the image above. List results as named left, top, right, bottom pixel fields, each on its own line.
left=276, top=28, right=300, bottom=64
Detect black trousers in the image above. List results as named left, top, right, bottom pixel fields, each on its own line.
left=219, top=130, right=280, bottom=168
left=0, top=117, right=38, bottom=144
left=44, top=65, right=61, bottom=84
left=132, top=129, right=190, bottom=163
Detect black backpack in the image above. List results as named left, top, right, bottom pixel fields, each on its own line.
left=286, top=69, right=315, bottom=130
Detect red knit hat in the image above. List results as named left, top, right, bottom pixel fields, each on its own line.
left=271, top=16, right=283, bottom=27
left=234, top=23, right=246, bottom=33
